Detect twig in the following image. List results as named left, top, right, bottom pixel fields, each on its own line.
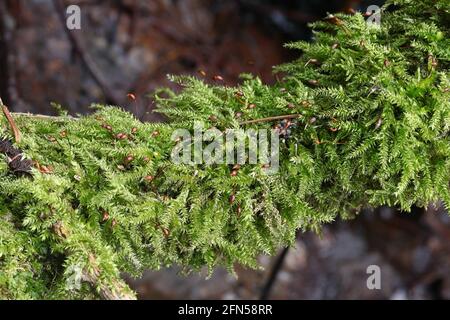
left=240, top=114, right=301, bottom=125
left=52, top=0, right=122, bottom=106
left=259, top=246, right=290, bottom=300
left=11, top=112, right=78, bottom=121
left=1, top=98, right=21, bottom=143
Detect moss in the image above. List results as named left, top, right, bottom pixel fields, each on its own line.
left=0, top=0, right=449, bottom=299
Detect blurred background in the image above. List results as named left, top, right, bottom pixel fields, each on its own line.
left=2, top=0, right=450, bottom=300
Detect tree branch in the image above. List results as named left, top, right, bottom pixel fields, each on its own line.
left=240, top=114, right=301, bottom=125
left=11, top=112, right=77, bottom=121
left=1, top=98, right=21, bottom=143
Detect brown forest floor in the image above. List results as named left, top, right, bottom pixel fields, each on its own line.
left=1, top=0, right=449, bottom=300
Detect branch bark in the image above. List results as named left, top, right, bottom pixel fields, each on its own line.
left=81, top=270, right=137, bottom=300
left=1, top=98, right=21, bottom=143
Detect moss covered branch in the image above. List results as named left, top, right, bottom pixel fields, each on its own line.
left=0, top=0, right=449, bottom=299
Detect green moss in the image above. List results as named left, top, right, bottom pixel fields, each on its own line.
left=0, top=0, right=449, bottom=299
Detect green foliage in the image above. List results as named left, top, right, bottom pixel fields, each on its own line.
left=0, top=0, right=449, bottom=299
